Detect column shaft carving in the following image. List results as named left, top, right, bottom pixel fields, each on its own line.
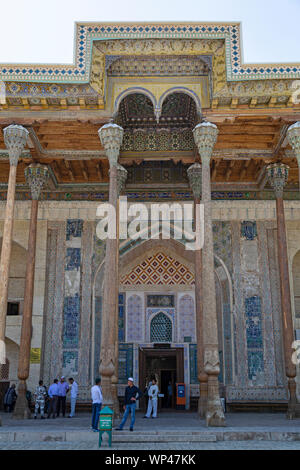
left=98, top=123, right=125, bottom=416
left=193, top=122, right=225, bottom=427
left=0, top=125, right=28, bottom=391
left=267, top=163, right=299, bottom=418
left=14, top=164, right=48, bottom=419
left=187, top=163, right=207, bottom=417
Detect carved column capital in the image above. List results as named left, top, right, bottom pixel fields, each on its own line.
left=98, top=122, right=124, bottom=167
left=3, top=124, right=29, bottom=166
left=25, top=163, right=49, bottom=200
left=287, top=121, right=300, bottom=159
left=193, top=121, right=218, bottom=165
left=266, top=162, right=289, bottom=199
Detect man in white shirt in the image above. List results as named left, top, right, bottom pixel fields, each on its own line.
left=144, top=378, right=159, bottom=418
left=68, top=378, right=78, bottom=418
left=91, top=378, right=103, bottom=431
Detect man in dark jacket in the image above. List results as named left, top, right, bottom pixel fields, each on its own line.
left=4, top=384, right=17, bottom=412
left=115, top=377, right=142, bottom=432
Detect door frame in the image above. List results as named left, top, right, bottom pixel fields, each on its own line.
left=139, top=347, right=184, bottom=392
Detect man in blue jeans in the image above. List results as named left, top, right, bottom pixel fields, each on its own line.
left=91, top=378, right=103, bottom=431
left=115, top=377, right=142, bottom=432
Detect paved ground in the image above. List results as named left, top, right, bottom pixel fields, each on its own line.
left=2, top=410, right=300, bottom=432
left=1, top=411, right=300, bottom=450
left=0, top=440, right=300, bottom=450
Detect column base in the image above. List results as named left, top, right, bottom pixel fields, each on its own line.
left=205, top=376, right=226, bottom=427
left=13, top=381, right=31, bottom=420
left=286, top=403, right=300, bottom=419
left=206, top=408, right=226, bottom=427
left=286, top=378, right=299, bottom=419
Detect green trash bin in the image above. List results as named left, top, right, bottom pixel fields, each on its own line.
left=98, top=406, right=114, bottom=448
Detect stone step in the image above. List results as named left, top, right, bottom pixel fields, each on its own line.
left=1, top=430, right=300, bottom=443
left=111, top=434, right=217, bottom=442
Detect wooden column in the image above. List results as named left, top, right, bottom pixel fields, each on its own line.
left=111, top=165, right=127, bottom=418
left=13, top=164, right=49, bottom=419
left=267, top=162, right=299, bottom=419
left=98, top=123, right=124, bottom=411
left=0, top=125, right=28, bottom=398
left=193, top=122, right=225, bottom=427
left=187, top=163, right=208, bottom=418
left=194, top=197, right=208, bottom=417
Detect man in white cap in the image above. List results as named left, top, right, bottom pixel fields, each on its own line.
left=56, top=376, right=69, bottom=417
left=115, top=378, right=142, bottom=432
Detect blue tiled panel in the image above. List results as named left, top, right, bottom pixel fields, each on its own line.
left=241, top=221, right=257, bottom=240
left=66, top=219, right=83, bottom=240
left=63, top=351, right=78, bottom=371
left=189, top=344, right=198, bottom=384
left=63, top=295, right=80, bottom=348
left=248, top=351, right=264, bottom=380
left=118, top=293, right=125, bottom=342
left=245, top=296, right=264, bottom=380
left=118, top=343, right=133, bottom=383
left=245, top=296, right=263, bottom=349
left=94, top=296, right=102, bottom=380
left=65, top=248, right=81, bottom=271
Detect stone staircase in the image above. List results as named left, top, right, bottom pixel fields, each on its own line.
left=1, top=428, right=300, bottom=444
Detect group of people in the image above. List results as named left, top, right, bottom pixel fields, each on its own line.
left=3, top=375, right=166, bottom=432
left=3, top=376, right=78, bottom=419
left=44, top=376, right=78, bottom=419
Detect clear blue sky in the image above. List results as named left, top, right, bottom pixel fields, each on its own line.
left=0, top=0, right=299, bottom=64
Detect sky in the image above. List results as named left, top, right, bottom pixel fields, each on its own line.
left=0, top=0, right=299, bottom=65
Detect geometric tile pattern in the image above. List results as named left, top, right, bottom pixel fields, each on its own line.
left=189, top=344, right=198, bottom=384
left=146, top=308, right=175, bottom=342
left=178, top=295, right=196, bottom=342
left=245, top=296, right=265, bottom=381
left=245, top=296, right=263, bottom=349
left=1, top=23, right=300, bottom=83
left=120, top=252, right=194, bottom=285
left=63, top=295, right=80, bottom=348
left=65, top=248, right=81, bottom=271
left=118, top=343, right=133, bottom=384
left=213, top=221, right=232, bottom=274
left=119, top=293, right=125, bottom=342
left=126, top=294, right=143, bottom=342
left=62, top=219, right=83, bottom=376
left=66, top=219, right=83, bottom=240
left=62, top=351, right=78, bottom=375
left=241, top=221, right=258, bottom=240
left=150, top=312, right=172, bottom=343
